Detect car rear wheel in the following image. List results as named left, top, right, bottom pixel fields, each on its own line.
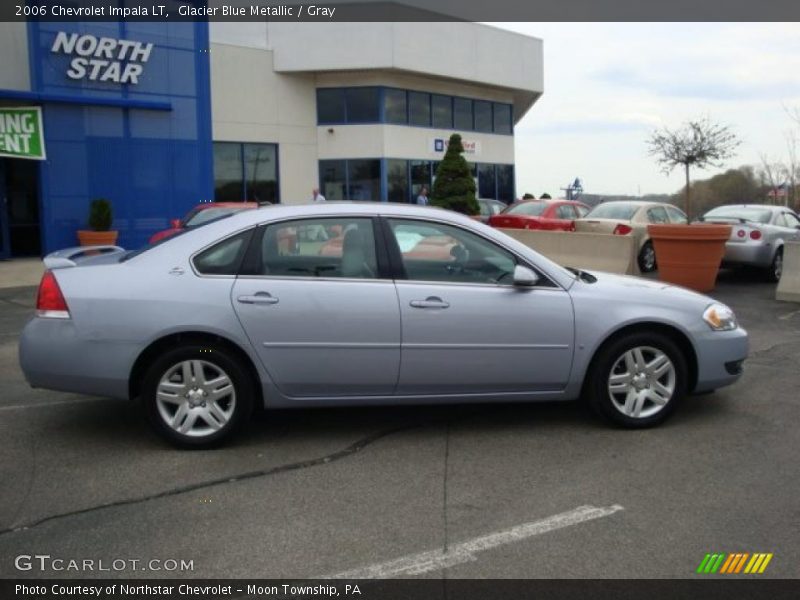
left=586, top=332, right=687, bottom=428
left=638, top=241, right=657, bottom=273
left=142, top=344, right=254, bottom=448
left=767, top=248, right=783, bottom=283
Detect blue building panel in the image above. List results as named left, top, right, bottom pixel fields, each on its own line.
left=27, top=20, right=213, bottom=252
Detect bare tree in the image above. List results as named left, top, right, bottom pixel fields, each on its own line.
left=758, top=153, right=786, bottom=205
left=647, top=116, right=741, bottom=217
left=784, top=130, right=800, bottom=209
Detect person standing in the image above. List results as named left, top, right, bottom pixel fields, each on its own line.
left=311, top=187, right=326, bottom=203
left=415, top=186, right=429, bottom=206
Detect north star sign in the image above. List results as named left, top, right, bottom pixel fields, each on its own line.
left=50, top=32, right=154, bottom=85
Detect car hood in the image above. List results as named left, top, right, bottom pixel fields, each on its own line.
left=577, top=270, right=716, bottom=309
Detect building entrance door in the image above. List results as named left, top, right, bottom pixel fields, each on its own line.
left=0, top=159, right=41, bottom=257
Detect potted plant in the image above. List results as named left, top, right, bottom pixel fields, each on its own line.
left=77, top=198, right=118, bottom=246
left=646, top=117, right=740, bottom=292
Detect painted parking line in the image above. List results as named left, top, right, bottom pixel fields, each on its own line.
left=327, top=504, right=624, bottom=579
left=0, top=398, right=106, bottom=411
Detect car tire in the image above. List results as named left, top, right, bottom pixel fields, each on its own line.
left=766, top=248, right=783, bottom=283
left=586, top=331, right=687, bottom=428
left=141, top=344, right=254, bottom=448
left=637, top=241, right=657, bottom=273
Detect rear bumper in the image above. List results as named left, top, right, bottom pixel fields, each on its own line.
left=722, top=241, right=774, bottom=268
left=692, top=326, right=749, bottom=393
left=19, top=317, right=137, bottom=400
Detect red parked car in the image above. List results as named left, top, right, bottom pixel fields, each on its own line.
left=488, top=199, right=591, bottom=231
left=148, top=202, right=259, bottom=244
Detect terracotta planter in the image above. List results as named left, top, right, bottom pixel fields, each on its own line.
left=647, top=223, right=732, bottom=293
left=77, top=230, right=119, bottom=247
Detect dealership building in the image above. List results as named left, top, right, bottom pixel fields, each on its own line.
left=0, top=20, right=543, bottom=256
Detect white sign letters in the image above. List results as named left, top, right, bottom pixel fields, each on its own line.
left=51, top=32, right=154, bottom=85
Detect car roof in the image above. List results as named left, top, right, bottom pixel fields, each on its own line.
left=706, top=204, right=786, bottom=212
left=195, top=202, right=258, bottom=210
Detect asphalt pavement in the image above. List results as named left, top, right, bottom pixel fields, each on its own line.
left=0, top=271, right=798, bottom=579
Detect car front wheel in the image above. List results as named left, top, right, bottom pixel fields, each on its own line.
left=587, top=332, right=687, bottom=428
left=142, top=344, right=254, bottom=448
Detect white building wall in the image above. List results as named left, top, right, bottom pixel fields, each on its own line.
left=0, top=23, right=30, bottom=92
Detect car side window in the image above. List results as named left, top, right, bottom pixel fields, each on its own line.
left=783, top=212, right=800, bottom=228
left=647, top=207, right=669, bottom=224
left=665, top=206, right=688, bottom=224
left=556, top=205, right=576, bottom=219
left=193, top=229, right=253, bottom=275
left=774, top=213, right=788, bottom=227
left=260, top=218, right=378, bottom=279
left=387, top=219, right=516, bottom=285
left=576, top=205, right=590, bottom=217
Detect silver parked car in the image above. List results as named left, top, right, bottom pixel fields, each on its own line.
left=700, top=204, right=800, bottom=282
left=20, top=203, right=748, bottom=447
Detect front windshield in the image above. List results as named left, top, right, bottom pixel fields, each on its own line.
left=186, top=206, right=248, bottom=227
left=704, top=206, right=772, bottom=224
left=506, top=202, right=547, bottom=216
left=585, top=203, right=639, bottom=220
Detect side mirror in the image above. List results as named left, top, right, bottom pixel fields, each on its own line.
left=513, top=265, right=540, bottom=287
left=170, top=219, right=182, bottom=229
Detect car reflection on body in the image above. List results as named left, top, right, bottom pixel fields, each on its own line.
left=700, top=204, right=800, bottom=282
left=148, top=202, right=259, bottom=244
left=21, top=203, right=747, bottom=448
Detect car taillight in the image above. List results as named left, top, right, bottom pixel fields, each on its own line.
left=36, top=271, right=70, bottom=319
left=613, top=224, right=633, bottom=235
left=749, top=230, right=762, bottom=240
left=737, top=229, right=746, bottom=238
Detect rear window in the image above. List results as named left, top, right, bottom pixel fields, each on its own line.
left=703, top=206, right=772, bottom=224
left=506, top=202, right=547, bottom=216
left=585, top=203, right=639, bottom=220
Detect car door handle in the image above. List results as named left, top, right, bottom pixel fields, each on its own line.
left=410, top=296, right=450, bottom=309
left=237, top=292, right=279, bottom=305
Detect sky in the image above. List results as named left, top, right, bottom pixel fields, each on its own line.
left=494, top=23, right=800, bottom=197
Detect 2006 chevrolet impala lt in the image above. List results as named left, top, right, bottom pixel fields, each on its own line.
left=20, top=203, right=748, bottom=447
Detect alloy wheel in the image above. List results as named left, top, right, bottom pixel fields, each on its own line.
left=607, top=346, right=676, bottom=419
left=155, top=360, right=237, bottom=437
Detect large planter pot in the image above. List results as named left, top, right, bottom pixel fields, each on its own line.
left=77, top=230, right=119, bottom=247
left=648, top=223, right=732, bottom=293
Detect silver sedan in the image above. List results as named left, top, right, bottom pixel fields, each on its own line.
left=701, top=204, right=800, bottom=282
left=20, top=203, right=748, bottom=447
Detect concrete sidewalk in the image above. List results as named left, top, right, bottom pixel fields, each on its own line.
left=0, top=259, right=44, bottom=289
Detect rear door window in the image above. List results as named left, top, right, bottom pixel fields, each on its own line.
left=647, top=207, right=669, bottom=224
left=193, top=229, right=253, bottom=275
left=556, top=205, right=577, bottom=219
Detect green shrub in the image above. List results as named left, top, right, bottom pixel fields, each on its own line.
left=88, top=198, right=113, bottom=231
left=430, top=134, right=479, bottom=216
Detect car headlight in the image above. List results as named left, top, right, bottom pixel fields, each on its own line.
left=703, top=303, right=737, bottom=331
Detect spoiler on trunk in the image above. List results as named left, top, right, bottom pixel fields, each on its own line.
left=43, top=246, right=126, bottom=270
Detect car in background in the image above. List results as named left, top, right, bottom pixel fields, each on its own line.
left=700, top=204, right=800, bottom=282
left=148, top=202, right=259, bottom=244
left=476, top=198, right=508, bottom=224
left=575, top=201, right=688, bottom=273
left=21, top=203, right=748, bottom=448
left=488, top=199, right=590, bottom=231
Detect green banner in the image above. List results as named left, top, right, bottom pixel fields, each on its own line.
left=0, top=107, right=46, bottom=160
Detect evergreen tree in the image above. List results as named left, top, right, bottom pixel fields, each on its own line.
left=431, top=134, right=479, bottom=215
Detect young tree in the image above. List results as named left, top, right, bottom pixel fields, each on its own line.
left=647, top=117, right=741, bottom=217
left=431, top=134, right=479, bottom=215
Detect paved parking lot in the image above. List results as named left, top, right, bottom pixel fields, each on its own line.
left=0, top=270, right=798, bottom=579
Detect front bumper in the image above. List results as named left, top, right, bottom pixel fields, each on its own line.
left=722, top=241, right=774, bottom=268
left=19, top=317, right=137, bottom=400
left=691, top=326, right=749, bottom=393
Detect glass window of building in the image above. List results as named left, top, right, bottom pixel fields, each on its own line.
left=478, top=163, right=496, bottom=199
left=345, top=87, right=380, bottom=123
left=409, top=91, right=431, bottom=127
left=410, top=160, right=432, bottom=198
left=384, top=89, right=407, bottom=125
left=453, top=97, right=473, bottom=131
left=474, top=101, right=493, bottom=133
left=213, top=143, right=243, bottom=201
left=387, top=159, right=409, bottom=203
left=432, top=94, right=453, bottom=129
left=496, top=164, right=514, bottom=202
left=319, top=160, right=346, bottom=200
left=493, top=103, right=512, bottom=134
left=347, top=159, right=381, bottom=201
left=243, top=144, right=278, bottom=203
left=317, top=89, right=346, bottom=123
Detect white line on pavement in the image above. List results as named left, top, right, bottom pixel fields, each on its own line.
left=326, top=504, right=624, bottom=579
